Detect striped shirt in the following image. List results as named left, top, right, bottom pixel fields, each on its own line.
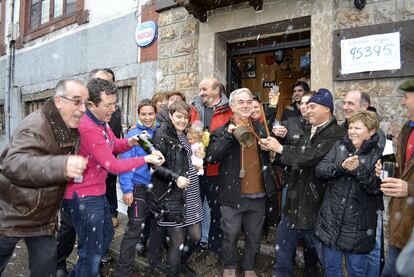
left=158, top=133, right=203, bottom=227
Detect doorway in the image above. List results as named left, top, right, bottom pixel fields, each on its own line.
left=227, top=31, right=310, bottom=119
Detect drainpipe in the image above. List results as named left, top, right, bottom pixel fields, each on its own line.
left=5, top=0, right=17, bottom=138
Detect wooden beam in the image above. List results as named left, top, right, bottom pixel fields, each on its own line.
left=183, top=0, right=207, bottom=22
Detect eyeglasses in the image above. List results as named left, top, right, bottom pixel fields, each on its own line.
left=60, top=95, right=90, bottom=106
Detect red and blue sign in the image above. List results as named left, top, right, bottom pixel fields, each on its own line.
left=135, top=21, right=158, bottom=47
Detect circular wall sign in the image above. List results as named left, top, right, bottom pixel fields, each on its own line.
left=135, top=21, right=158, bottom=47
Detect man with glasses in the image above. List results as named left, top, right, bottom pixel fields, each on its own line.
left=61, top=78, right=164, bottom=277
left=0, top=79, right=89, bottom=277
left=56, top=69, right=118, bottom=276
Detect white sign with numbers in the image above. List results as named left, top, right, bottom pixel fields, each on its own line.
left=341, top=32, right=401, bottom=74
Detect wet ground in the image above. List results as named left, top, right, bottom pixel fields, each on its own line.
left=2, top=213, right=321, bottom=276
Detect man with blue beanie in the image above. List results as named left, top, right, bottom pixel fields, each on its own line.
left=117, top=99, right=160, bottom=276
left=262, top=88, right=344, bottom=277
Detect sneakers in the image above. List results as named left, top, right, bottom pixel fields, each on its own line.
left=223, top=269, right=237, bottom=277
left=112, top=217, right=120, bottom=228
left=101, top=252, right=112, bottom=263
left=135, top=242, right=146, bottom=256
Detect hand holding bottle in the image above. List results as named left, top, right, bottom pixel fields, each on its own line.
left=145, top=153, right=165, bottom=166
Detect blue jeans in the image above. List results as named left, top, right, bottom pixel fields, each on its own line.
left=324, top=244, right=367, bottom=277
left=273, top=215, right=324, bottom=277
left=201, top=196, right=211, bottom=243
left=63, top=193, right=114, bottom=277
left=382, top=245, right=402, bottom=277
left=366, top=211, right=383, bottom=277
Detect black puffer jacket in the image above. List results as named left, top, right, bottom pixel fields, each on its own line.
left=206, top=120, right=276, bottom=207
left=279, top=117, right=344, bottom=230
left=150, top=120, right=189, bottom=223
left=315, top=134, right=382, bottom=254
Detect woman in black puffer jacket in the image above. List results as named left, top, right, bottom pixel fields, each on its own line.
left=150, top=100, right=203, bottom=276
left=315, top=111, right=382, bottom=277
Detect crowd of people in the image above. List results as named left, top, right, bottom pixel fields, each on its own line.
left=0, top=67, right=413, bottom=277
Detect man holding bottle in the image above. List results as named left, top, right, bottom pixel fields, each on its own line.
left=62, top=79, right=164, bottom=277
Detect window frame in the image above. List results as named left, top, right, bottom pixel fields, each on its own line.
left=18, top=0, right=88, bottom=44
left=22, top=89, right=53, bottom=117
left=114, top=79, right=137, bottom=132
left=0, top=99, right=5, bottom=135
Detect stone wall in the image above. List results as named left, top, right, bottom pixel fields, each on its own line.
left=333, top=0, right=414, bottom=246
left=333, top=0, right=414, bottom=136
left=157, top=7, right=199, bottom=102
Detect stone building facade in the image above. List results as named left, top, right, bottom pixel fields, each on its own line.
left=156, top=0, right=414, bottom=134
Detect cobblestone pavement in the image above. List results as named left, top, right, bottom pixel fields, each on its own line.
left=3, top=213, right=320, bottom=277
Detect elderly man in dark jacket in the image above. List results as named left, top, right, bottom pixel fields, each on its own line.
left=262, top=88, right=345, bottom=277
left=381, top=79, right=414, bottom=276
left=207, top=88, right=276, bottom=277
left=0, top=79, right=89, bottom=277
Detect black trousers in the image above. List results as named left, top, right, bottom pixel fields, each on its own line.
left=147, top=218, right=167, bottom=268
left=105, top=174, right=118, bottom=217
left=165, top=223, right=201, bottom=276
left=117, top=186, right=147, bottom=276
left=221, top=197, right=266, bottom=271
left=57, top=206, right=76, bottom=270
left=0, top=235, right=57, bottom=277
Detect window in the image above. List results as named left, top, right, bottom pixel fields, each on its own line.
left=25, top=98, right=48, bottom=116
left=117, top=86, right=134, bottom=132
left=19, top=0, right=87, bottom=43
left=0, top=103, right=5, bottom=133
left=115, top=79, right=137, bottom=132
left=29, top=0, right=76, bottom=31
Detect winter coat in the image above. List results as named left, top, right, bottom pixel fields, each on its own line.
left=119, top=120, right=160, bottom=193
left=191, top=94, right=233, bottom=176
left=281, top=102, right=301, bottom=122
left=341, top=121, right=386, bottom=211
left=206, top=120, right=276, bottom=207
left=315, top=135, right=382, bottom=254
left=0, top=99, right=79, bottom=237
left=278, top=116, right=310, bottom=188
left=279, top=117, right=345, bottom=230
left=149, top=119, right=189, bottom=223
left=388, top=122, right=414, bottom=249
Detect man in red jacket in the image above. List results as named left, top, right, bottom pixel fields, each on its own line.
left=191, top=77, right=232, bottom=258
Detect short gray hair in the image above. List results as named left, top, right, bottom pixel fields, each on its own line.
left=229, top=88, right=253, bottom=105
left=54, top=79, right=83, bottom=97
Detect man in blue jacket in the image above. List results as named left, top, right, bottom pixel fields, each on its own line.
left=117, top=99, right=160, bottom=276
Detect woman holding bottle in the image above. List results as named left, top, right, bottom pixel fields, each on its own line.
left=150, top=100, right=203, bottom=276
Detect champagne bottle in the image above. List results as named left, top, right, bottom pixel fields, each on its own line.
left=202, top=127, right=210, bottom=148
left=137, top=131, right=156, bottom=154
left=382, top=134, right=396, bottom=163
left=382, top=134, right=396, bottom=178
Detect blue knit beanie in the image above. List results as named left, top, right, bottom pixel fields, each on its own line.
left=308, top=88, right=334, bottom=113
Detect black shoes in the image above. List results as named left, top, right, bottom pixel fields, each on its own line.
left=101, top=252, right=112, bottom=263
